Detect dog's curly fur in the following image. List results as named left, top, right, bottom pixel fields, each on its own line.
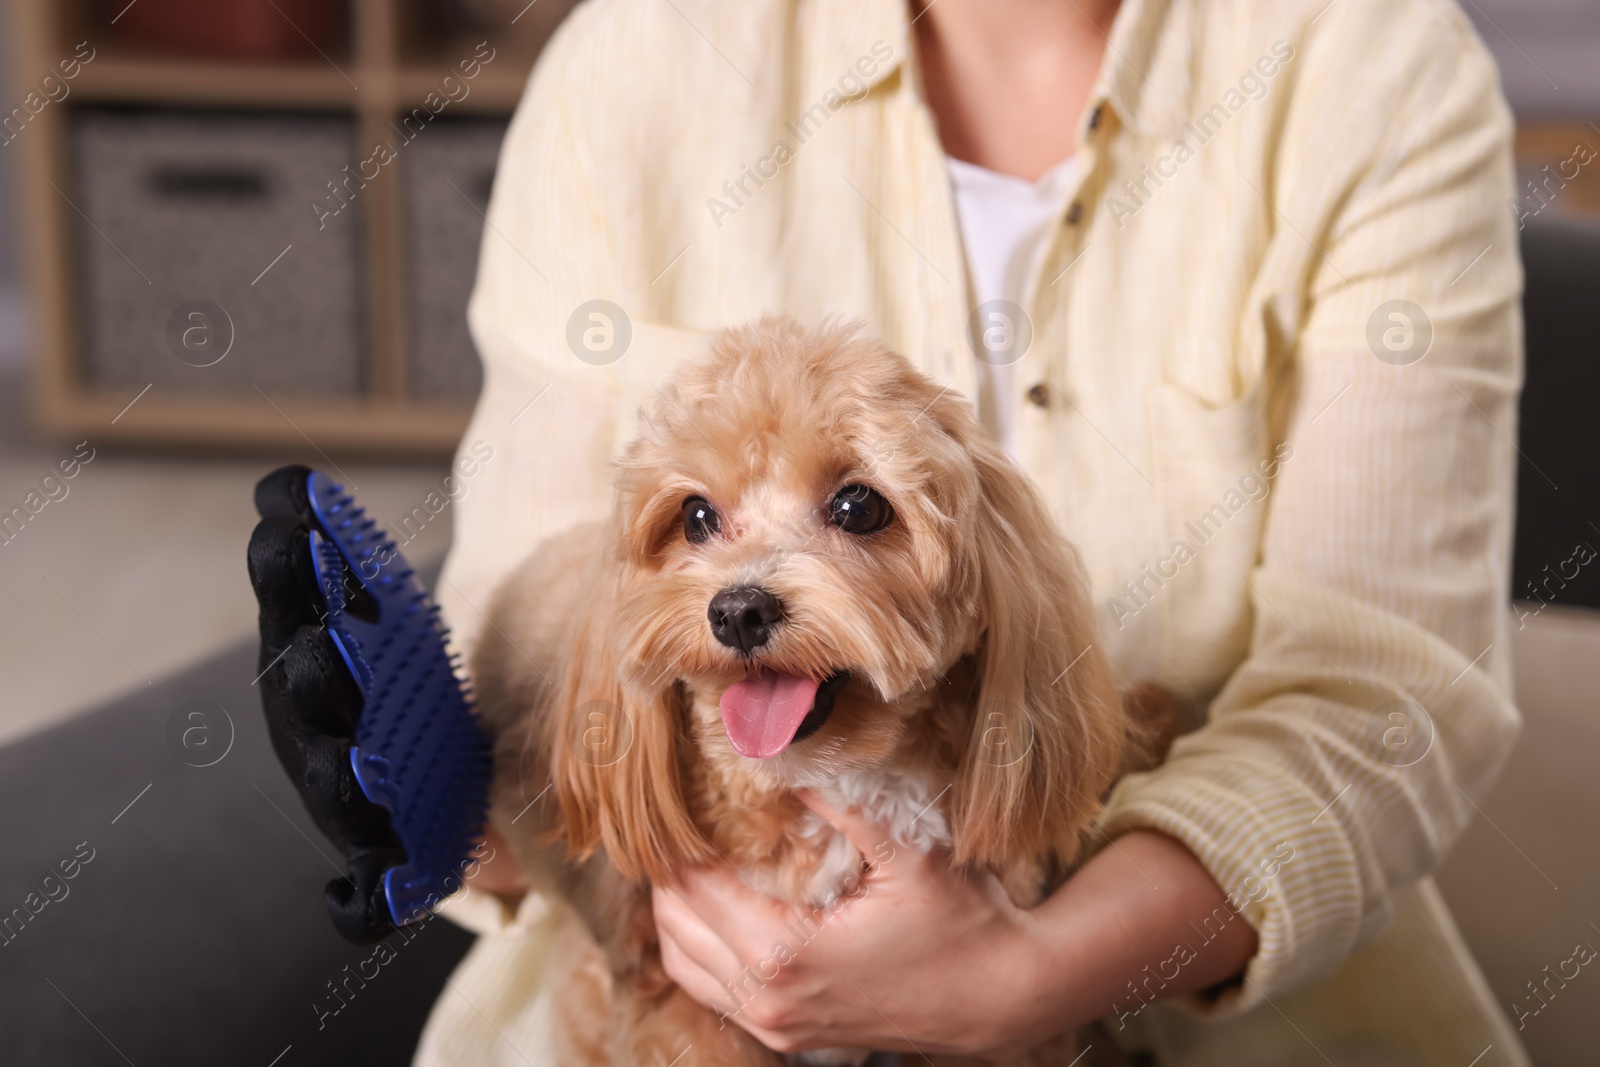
left=472, top=318, right=1165, bottom=1066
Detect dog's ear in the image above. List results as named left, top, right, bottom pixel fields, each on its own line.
left=543, top=554, right=711, bottom=883
left=950, top=438, right=1127, bottom=871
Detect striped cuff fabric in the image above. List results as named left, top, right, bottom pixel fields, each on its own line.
left=1098, top=753, right=1365, bottom=1016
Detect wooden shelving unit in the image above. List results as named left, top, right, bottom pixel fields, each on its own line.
left=12, top=3, right=1591, bottom=461
left=7, top=0, right=562, bottom=455
left=1515, top=122, right=1600, bottom=220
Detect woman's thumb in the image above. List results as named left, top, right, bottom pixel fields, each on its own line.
left=795, top=788, right=900, bottom=871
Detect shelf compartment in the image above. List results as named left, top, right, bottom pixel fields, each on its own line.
left=73, top=55, right=361, bottom=107
left=69, top=106, right=368, bottom=398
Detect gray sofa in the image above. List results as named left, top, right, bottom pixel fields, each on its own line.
left=0, top=634, right=475, bottom=1065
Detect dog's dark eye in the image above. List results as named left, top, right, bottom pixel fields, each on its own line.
left=828, top=484, right=893, bottom=535
left=682, top=496, right=721, bottom=544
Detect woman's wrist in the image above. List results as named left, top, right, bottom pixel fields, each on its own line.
left=976, top=869, right=1126, bottom=1055
left=982, top=831, right=1260, bottom=1056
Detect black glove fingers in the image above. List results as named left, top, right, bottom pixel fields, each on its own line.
left=270, top=622, right=364, bottom=741
left=253, top=463, right=314, bottom=520
left=248, top=514, right=329, bottom=661
left=266, top=628, right=411, bottom=943
left=299, top=733, right=403, bottom=855
left=325, top=844, right=409, bottom=944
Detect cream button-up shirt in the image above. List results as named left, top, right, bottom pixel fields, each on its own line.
left=425, top=0, right=1530, bottom=1062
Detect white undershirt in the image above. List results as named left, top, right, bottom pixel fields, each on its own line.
left=946, top=155, right=1078, bottom=460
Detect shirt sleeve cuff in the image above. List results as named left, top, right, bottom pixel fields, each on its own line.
left=1098, top=753, right=1365, bottom=1016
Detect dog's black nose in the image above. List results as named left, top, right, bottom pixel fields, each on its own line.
left=708, top=586, right=784, bottom=653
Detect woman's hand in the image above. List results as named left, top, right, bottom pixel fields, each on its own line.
left=653, top=789, right=1042, bottom=1056
left=653, top=791, right=1258, bottom=1058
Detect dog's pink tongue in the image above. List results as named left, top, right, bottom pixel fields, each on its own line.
left=719, top=671, right=822, bottom=759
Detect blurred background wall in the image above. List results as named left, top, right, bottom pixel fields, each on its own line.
left=1470, top=0, right=1600, bottom=116
left=0, top=25, right=22, bottom=371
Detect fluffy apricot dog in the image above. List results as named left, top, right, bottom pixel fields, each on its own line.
left=473, top=318, right=1160, bottom=1066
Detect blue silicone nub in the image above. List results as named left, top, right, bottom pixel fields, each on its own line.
left=304, top=470, right=490, bottom=927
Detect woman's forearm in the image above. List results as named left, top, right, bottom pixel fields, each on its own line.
left=995, top=830, right=1259, bottom=1055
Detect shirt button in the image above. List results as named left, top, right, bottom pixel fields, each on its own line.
left=1065, top=201, right=1083, bottom=225
left=1026, top=383, right=1051, bottom=408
